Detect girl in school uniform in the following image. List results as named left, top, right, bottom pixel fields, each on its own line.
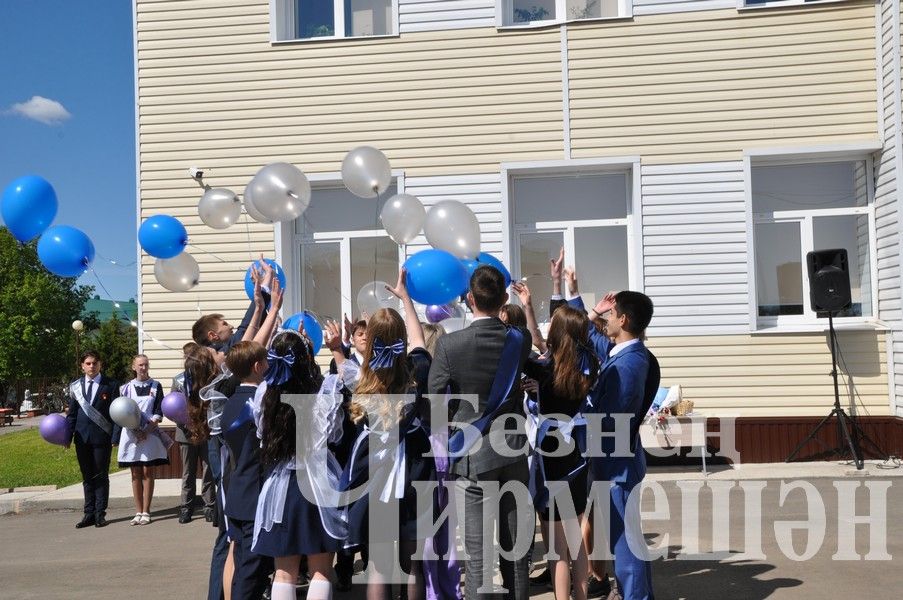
left=325, top=269, right=434, bottom=600
left=117, top=354, right=171, bottom=526
left=253, top=330, right=343, bottom=600
left=513, top=285, right=599, bottom=600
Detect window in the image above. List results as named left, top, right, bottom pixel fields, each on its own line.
left=295, top=182, right=401, bottom=321
left=499, top=0, right=627, bottom=27
left=272, top=0, right=397, bottom=41
left=751, top=160, right=874, bottom=325
left=510, top=171, right=634, bottom=323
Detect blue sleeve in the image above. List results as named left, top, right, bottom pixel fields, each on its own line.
left=588, top=323, right=612, bottom=361
left=567, top=296, right=586, bottom=311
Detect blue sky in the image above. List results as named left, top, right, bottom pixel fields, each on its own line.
left=0, top=0, right=136, bottom=300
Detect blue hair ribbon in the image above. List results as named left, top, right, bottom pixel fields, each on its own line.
left=368, top=338, right=405, bottom=370
left=265, top=348, right=296, bottom=386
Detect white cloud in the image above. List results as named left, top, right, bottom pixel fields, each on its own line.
left=9, top=95, right=71, bottom=125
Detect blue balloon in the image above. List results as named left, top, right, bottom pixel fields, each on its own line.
left=1, top=175, right=58, bottom=243
left=404, top=249, right=468, bottom=306
left=283, top=311, right=323, bottom=354
left=459, top=253, right=511, bottom=294
left=244, top=259, right=288, bottom=301
left=138, top=215, right=188, bottom=259
left=476, top=252, right=512, bottom=287
left=37, top=225, right=95, bottom=277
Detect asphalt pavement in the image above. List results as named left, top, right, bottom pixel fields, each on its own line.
left=2, top=475, right=902, bottom=599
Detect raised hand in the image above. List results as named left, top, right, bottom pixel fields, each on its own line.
left=549, top=246, right=564, bottom=280
left=511, top=281, right=532, bottom=306
left=258, top=254, right=275, bottom=289
left=594, top=291, right=617, bottom=316
left=563, top=266, right=578, bottom=296
left=324, top=320, right=344, bottom=352
left=384, top=268, right=409, bottom=300
left=269, top=277, right=284, bottom=311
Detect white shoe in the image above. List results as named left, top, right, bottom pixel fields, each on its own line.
left=139, top=513, right=151, bottom=525
left=130, top=513, right=142, bottom=526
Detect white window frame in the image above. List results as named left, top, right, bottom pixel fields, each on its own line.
left=275, top=172, right=405, bottom=320
left=270, top=0, right=400, bottom=43
left=743, top=145, right=882, bottom=333
left=501, top=157, right=644, bottom=319
left=496, top=0, right=632, bottom=30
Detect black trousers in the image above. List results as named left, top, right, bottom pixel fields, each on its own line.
left=229, top=517, right=273, bottom=600
left=74, top=437, right=112, bottom=516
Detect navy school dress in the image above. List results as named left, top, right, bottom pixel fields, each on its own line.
left=523, top=357, right=589, bottom=521
left=343, top=347, right=436, bottom=546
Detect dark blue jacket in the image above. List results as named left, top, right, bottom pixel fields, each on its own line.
left=66, top=375, right=121, bottom=446
left=221, top=384, right=262, bottom=521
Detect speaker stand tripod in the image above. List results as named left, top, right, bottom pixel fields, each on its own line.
left=786, top=313, right=888, bottom=470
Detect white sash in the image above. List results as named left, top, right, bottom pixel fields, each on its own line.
left=70, top=380, right=112, bottom=436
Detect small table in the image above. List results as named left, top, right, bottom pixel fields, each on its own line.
left=0, top=408, right=14, bottom=426
left=640, top=413, right=709, bottom=475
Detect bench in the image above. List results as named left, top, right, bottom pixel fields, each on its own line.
left=0, top=408, right=14, bottom=427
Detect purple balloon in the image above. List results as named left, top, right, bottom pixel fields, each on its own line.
left=161, top=392, right=189, bottom=426
left=426, top=304, right=455, bottom=323
left=39, top=413, right=70, bottom=446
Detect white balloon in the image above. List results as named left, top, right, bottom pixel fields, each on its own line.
left=246, top=163, right=311, bottom=223
left=342, top=146, right=392, bottom=198
left=242, top=178, right=274, bottom=224
left=441, top=316, right=470, bottom=333
left=154, top=253, right=200, bottom=292
left=357, top=281, right=400, bottom=316
left=424, top=200, right=481, bottom=260
left=110, top=396, right=141, bottom=430
left=198, top=188, right=242, bottom=229
left=380, top=194, right=425, bottom=246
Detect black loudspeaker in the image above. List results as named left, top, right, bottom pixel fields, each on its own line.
left=806, top=249, right=852, bottom=313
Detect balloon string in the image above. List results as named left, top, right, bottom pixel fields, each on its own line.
left=90, top=268, right=119, bottom=301
left=96, top=252, right=137, bottom=268
left=242, top=211, right=255, bottom=261
left=373, top=188, right=380, bottom=286
left=187, top=244, right=227, bottom=263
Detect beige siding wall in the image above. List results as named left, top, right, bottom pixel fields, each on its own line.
left=568, top=3, right=880, bottom=164
left=649, top=330, right=890, bottom=417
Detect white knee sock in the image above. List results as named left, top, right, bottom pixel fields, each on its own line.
left=270, top=581, right=295, bottom=600
left=307, top=578, right=333, bottom=600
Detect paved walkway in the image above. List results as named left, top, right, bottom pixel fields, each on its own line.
left=0, top=463, right=901, bottom=598
left=0, top=414, right=42, bottom=436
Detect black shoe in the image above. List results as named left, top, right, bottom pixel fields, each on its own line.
left=204, top=507, right=214, bottom=523
left=75, top=514, right=95, bottom=529
left=335, top=572, right=352, bottom=592
left=179, top=508, right=192, bottom=524
left=587, top=575, right=612, bottom=599
left=529, top=568, right=552, bottom=588
left=94, top=513, right=108, bottom=528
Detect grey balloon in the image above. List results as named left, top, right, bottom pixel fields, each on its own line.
left=154, top=252, right=200, bottom=292
left=109, top=396, right=141, bottom=430
left=380, top=193, right=425, bottom=245
left=246, top=162, right=311, bottom=223
left=423, top=199, right=481, bottom=260
left=242, top=179, right=274, bottom=224
left=342, top=146, right=392, bottom=198
left=198, top=188, right=242, bottom=229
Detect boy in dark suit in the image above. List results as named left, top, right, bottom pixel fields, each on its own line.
left=428, top=265, right=533, bottom=600
left=220, top=341, right=272, bottom=599
left=66, top=350, right=121, bottom=529
left=585, top=291, right=658, bottom=600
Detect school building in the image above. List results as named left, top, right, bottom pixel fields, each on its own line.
left=134, top=0, right=903, bottom=461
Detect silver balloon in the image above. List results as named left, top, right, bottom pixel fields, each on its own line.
left=357, top=281, right=400, bottom=316
left=154, top=252, right=200, bottom=292
left=245, top=163, right=311, bottom=223
left=242, top=179, right=274, bottom=224
left=342, top=146, right=392, bottom=198
left=424, top=199, right=481, bottom=260
left=109, top=396, right=141, bottom=430
left=380, top=193, right=425, bottom=245
left=198, top=188, right=242, bottom=229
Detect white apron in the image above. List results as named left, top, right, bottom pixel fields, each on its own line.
left=117, top=379, right=169, bottom=464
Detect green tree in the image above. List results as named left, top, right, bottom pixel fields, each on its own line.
left=0, top=227, right=93, bottom=400
left=87, top=315, right=139, bottom=385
